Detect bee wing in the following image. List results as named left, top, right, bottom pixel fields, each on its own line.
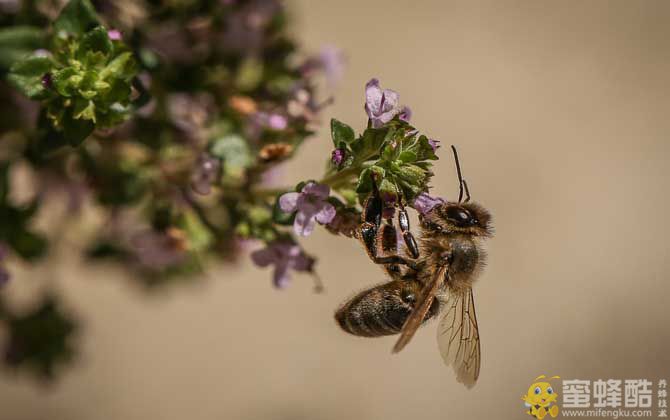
left=437, top=288, right=481, bottom=388
left=391, top=264, right=447, bottom=353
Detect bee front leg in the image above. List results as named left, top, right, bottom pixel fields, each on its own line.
left=360, top=222, right=414, bottom=266
left=398, top=201, right=420, bottom=259
left=359, top=183, right=418, bottom=271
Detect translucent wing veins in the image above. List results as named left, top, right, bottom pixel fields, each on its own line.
left=437, top=288, right=481, bottom=388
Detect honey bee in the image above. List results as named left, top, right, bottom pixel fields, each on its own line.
left=335, top=146, right=492, bottom=388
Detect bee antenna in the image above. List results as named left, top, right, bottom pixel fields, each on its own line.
left=451, top=145, right=470, bottom=203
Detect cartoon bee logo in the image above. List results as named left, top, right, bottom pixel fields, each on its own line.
left=522, top=375, right=560, bottom=419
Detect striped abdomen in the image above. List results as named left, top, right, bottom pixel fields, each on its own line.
left=335, top=279, right=439, bottom=337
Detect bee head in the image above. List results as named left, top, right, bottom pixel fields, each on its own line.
left=419, top=145, right=493, bottom=237
left=421, top=202, right=492, bottom=237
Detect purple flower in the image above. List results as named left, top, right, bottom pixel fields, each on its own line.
left=267, top=113, right=288, bottom=130
left=41, top=73, right=52, bottom=89
left=279, top=182, right=336, bottom=236
left=252, top=112, right=288, bottom=131
left=251, top=240, right=313, bottom=288
left=399, top=106, right=412, bottom=122
left=287, top=88, right=326, bottom=122
left=191, top=153, right=221, bottom=195
left=107, top=29, right=122, bottom=40
left=364, top=78, right=401, bottom=128
left=413, top=193, right=445, bottom=215
left=331, top=148, right=345, bottom=166
left=428, top=138, right=441, bottom=153
left=300, top=45, right=345, bottom=85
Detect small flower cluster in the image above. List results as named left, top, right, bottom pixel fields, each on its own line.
left=252, top=78, right=444, bottom=286
left=7, top=1, right=139, bottom=145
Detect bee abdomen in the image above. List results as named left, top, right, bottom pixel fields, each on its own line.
left=335, top=301, right=407, bottom=337
left=335, top=281, right=419, bottom=337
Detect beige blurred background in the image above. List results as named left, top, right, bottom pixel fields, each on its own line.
left=2, top=1, right=670, bottom=419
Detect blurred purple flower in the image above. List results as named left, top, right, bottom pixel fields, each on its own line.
left=287, top=88, right=327, bottom=122
left=428, top=138, right=441, bottom=152
left=146, top=24, right=194, bottom=64
left=413, top=193, right=445, bottom=215
left=319, top=46, right=346, bottom=86
left=331, top=148, right=345, bottom=166
left=167, top=93, right=214, bottom=142
left=191, top=154, right=221, bottom=195
left=130, top=229, right=187, bottom=271
left=250, top=112, right=288, bottom=133
left=251, top=240, right=313, bottom=288
left=301, top=46, right=346, bottom=87
left=220, top=0, right=281, bottom=52
left=365, top=78, right=401, bottom=128
left=107, top=29, right=122, bottom=40
left=0, top=0, right=19, bottom=13
left=279, top=182, right=336, bottom=236
left=399, top=106, right=412, bottom=122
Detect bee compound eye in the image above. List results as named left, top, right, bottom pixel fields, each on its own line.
left=446, top=207, right=472, bottom=225
left=535, top=387, right=541, bottom=395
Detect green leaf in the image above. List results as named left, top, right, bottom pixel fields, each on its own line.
left=52, top=67, right=78, bottom=97
left=351, top=127, right=388, bottom=163
left=330, top=118, right=355, bottom=146
left=209, top=133, right=252, bottom=178
left=7, top=55, right=53, bottom=99
left=9, top=229, right=48, bottom=261
left=355, top=165, right=385, bottom=194
left=410, top=135, right=438, bottom=161
left=235, top=57, right=263, bottom=92
left=395, top=163, right=426, bottom=185
left=338, top=188, right=358, bottom=206
left=77, top=26, right=112, bottom=59
left=54, top=0, right=100, bottom=37
left=72, top=99, right=96, bottom=122
left=398, top=150, right=417, bottom=163
left=0, top=26, right=45, bottom=71
left=378, top=178, right=398, bottom=198
left=100, top=52, right=135, bottom=80
left=62, top=113, right=95, bottom=146
left=179, top=212, right=213, bottom=253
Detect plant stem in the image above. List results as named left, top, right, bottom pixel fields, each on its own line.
left=251, top=162, right=372, bottom=200
left=180, top=187, right=224, bottom=237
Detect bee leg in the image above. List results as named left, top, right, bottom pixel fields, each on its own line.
left=397, top=201, right=420, bottom=259
left=359, top=184, right=419, bottom=271
left=360, top=221, right=416, bottom=268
